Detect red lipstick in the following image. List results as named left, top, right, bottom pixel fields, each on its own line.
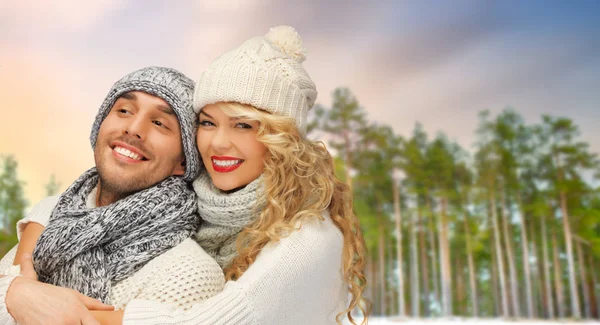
left=211, top=156, right=243, bottom=173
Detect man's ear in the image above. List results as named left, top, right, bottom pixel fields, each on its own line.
left=173, top=159, right=186, bottom=176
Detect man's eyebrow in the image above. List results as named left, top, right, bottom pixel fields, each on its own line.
left=120, top=92, right=136, bottom=100
left=157, top=104, right=176, bottom=116
left=118, top=92, right=174, bottom=115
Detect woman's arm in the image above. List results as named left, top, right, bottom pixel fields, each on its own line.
left=0, top=196, right=57, bottom=272
left=15, top=196, right=58, bottom=240
left=11, top=196, right=59, bottom=267
left=87, top=240, right=225, bottom=324
left=12, top=222, right=44, bottom=265
left=127, top=239, right=225, bottom=309
left=2, top=254, right=113, bottom=325
left=108, top=239, right=224, bottom=311
left=92, top=310, right=124, bottom=325
left=122, top=215, right=346, bottom=325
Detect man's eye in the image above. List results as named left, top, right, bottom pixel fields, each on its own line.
left=117, top=108, right=131, bottom=114
left=153, top=121, right=164, bottom=127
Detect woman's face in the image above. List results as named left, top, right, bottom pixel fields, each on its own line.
left=196, top=103, right=267, bottom=192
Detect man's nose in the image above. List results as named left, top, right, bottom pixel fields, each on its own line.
left=124, top=115, right=147, bottom=139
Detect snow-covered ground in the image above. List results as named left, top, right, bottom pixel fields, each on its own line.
left=347, top=317, right=600, bottom=324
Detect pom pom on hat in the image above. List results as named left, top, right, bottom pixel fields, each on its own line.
left=265, top=25, right=307, bottom=62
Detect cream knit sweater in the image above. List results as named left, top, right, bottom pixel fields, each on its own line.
left=0, top=197, right=350, bottom=324
left=0, top=195, right=225, bottom=314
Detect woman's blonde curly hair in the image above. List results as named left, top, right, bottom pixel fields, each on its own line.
left=213, top=102, right=368, bottom=324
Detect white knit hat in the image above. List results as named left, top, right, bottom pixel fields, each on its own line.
left=193, top=25, right=317, bottom=135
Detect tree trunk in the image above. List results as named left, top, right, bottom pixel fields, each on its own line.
left=575, top=238, right=591, bottom=318
left=553, top=152, right=581, bottom=319
left=367, top=253, right=377, bottom=315
left=365, top=255, right=373, bottom=308
left=587, top=253, right=599, bottom=318
left=530, top=217, right=542, bottom=318
left=464, top=215, right=479, bottom=317
left=419, top=209, right=431, bottom=316
left=428, top=200, right=440, bottom=306
left=410, top=210, right=420, bottom=316
left=455, top=256, right=466, bottom=315
left=378, top=221, right=387, bottom=316
left=491, top=235, right=501, bottom=316
left=517, top=195, right=534, bottom=318
left=552, top=231, right=566, bottom=318
left=500, top=191, right=520, bottom=317
left=392, top=179, right=405, bottom=316
left=343, top=131, right=353, bottom=191
left=541, top=214, right=555, bottom=318
left=559, top=190, right=581, bottom=318
left=387, top=233, right=396, bottom=315
left=439, top=196, right=452, bottom=316
left=490, top=192, right=510, bottom=317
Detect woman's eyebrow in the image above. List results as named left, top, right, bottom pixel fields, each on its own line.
left=200, top=111, right=213, bottom=118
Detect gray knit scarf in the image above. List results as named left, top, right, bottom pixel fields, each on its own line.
left=193, top=172, right=263, bottom=268
left=33, top=168, right=199, bottom=303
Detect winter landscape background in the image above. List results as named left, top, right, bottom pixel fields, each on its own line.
left=2, top=1, right=600, bottom=322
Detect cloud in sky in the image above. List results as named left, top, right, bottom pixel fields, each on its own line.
left=1, top=0, right=599, bottom=205
left=0, top=0, right=121, bottom=35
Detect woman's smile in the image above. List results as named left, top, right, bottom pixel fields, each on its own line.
left=211, top=155, right=244, bottom=173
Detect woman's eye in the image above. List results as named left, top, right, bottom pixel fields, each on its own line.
left=199, top=120, right=215, bottom=127
left=235, top=122, right=252, bottom=129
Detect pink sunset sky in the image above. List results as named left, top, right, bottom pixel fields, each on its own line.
left=1, top=0, right=599, bottom=205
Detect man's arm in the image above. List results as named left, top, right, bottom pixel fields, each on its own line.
left=12, top=222, right=44, bottom=265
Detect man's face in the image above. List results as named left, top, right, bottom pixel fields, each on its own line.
left=94, top=91, right=185, bottom=195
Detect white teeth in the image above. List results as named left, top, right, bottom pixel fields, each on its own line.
left=212, top=159, right=242, bottom=167
left=114, top=146, right=143, bottom=160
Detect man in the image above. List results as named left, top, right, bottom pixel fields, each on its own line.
left=0, top=66, right=212, bottom=324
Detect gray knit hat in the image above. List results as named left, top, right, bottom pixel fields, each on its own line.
left=90, top=66, right=201, bottom=181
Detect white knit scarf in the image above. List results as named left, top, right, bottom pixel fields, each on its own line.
left=193, top=172, right=263, bottom=268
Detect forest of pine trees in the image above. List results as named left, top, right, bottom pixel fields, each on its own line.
left=309, top=87, right=600, bottom=319
left=1, top=86, right=599, bottom=320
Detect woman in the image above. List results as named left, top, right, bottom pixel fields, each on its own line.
left=5, top=26, right=368, bottom=324
left=119, top=25, right=367, bottom=325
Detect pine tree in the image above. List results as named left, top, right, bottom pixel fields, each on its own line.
left=0, top=155, right=28, bottom=256
left=44, top=174, right=61, bottom=196
left=320, top=87, right=368, bottom=191
left=537, top=116, right=600, bottom=318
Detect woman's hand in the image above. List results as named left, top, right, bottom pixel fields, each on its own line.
left=18, top=253, right=38, bottom=280
left=6, top=253, right=114, bottom=325
left=13, top=222, right=45, bottom=266
left=91, top=310, right=125, bottom=325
